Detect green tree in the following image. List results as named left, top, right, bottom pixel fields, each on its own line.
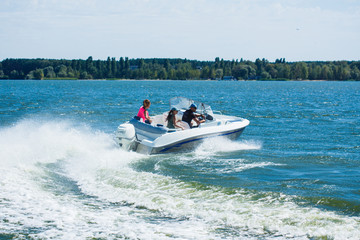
left=338, top=64, right=351, bottom=80
left=276, top=64, right=290, bottom=79
left=56, top=65, right=68, bottom=78
left=215, top=69, right=223, bottom=79
left=106, top=57, right=112, bottom=78
left=34, top=69, right=44, bottom=80
left=26, top=69, right=44, bottom=79
left=119, top=57, right=125, bottom=72
left=164, top=59, right=171, bottom=71
left=201, top=66, right=210, bottom=79
left=168, top=69, right=176, bottom=80
left=255, top=58, right=263, bottom=76
left=209, top=67, right=216, bottom=80
left=111, top=57, right=117, bottom=77
left=308, top=64, right=322, bottom=80
left=139, top=59, right=145, bottom=69
left=351, top=66, right=360, bottom=80
left=44, top=66, right=56, bottom=78
left=261, top=71, right=271, bottom=79
left=266, top=64, right=278, bottom=79
left=292, top=62, right=308, bottom=80
left=232, top=65, right=248, bottom=79
left=215, top=57, right=220, bottom=69
left=321, top=65, right=332, bottom=80
left=80, top=71, right=93, bottom=79
left=67, top=66, right=76, bottom=78
left=224, top=66, right=232, bottom=76
left=10, top=70, right=20, bottom=79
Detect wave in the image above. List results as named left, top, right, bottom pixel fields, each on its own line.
left=1, top=119, right=360, bottom=239
left=192, top=137, right=262, bottom=158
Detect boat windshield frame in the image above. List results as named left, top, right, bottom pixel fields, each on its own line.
left=169, top=97, right=214, bottom=115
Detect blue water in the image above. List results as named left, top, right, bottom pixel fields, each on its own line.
left=1, top=80, right=360, bottom=239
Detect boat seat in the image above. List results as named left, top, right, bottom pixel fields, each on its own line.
left=129, top=118, right=168, bottom=135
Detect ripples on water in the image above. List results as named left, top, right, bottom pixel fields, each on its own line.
left=0, top=80, right=360, bottom=239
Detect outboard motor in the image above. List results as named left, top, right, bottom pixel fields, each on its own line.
left=116, top=123, right=137, bottom=151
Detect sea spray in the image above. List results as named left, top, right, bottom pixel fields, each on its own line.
left=1, top=119, right=360, bottom=239
left=194, top=137, right=262, bottom=157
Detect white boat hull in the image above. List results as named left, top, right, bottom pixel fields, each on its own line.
left=148, top=126, right=246, bottom=154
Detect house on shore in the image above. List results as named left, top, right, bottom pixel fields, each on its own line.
left=222, top=76, right=236, bottom=81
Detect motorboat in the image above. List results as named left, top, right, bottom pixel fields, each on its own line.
left=115, top=97, right=250, bottom=154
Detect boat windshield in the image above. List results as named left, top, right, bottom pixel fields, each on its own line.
left=170, top=97, right=214, bottom=116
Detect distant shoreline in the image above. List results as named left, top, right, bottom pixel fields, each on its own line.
left=2, top=78, right=358, bottom=82
left=1, top=57, right=359, bottom=81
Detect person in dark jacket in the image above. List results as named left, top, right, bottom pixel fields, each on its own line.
left=182, top=103, right=205, bottom=128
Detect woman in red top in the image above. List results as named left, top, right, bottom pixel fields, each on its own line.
left=137, top=99, right=152, bottom=124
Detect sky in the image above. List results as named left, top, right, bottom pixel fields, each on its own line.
left=1, top=0, right=359, bottom=62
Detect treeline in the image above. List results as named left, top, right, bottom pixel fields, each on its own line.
left=1, top=57, right=360, bottom=80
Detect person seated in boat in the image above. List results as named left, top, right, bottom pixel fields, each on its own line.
left=166, top=107, right=185, bottom=130
left=182, top=103, right=205, bottom=128
left=137, top=99, right=152, bottom=124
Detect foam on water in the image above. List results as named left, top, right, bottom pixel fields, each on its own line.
left=194, top=137, right=262, bottom=156
left=1, top=119, right=360, bottom=239
left=159, top=137, right=270, bottom=175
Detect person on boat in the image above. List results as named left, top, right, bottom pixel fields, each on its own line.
left=137, top=99, right=152, bottom=124
left=182, top=103, right=205, bottom=128
left=166, top=107, right=185, bottom=130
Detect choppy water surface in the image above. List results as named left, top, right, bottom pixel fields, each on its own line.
left=1, top=80, right=359, bottom=239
